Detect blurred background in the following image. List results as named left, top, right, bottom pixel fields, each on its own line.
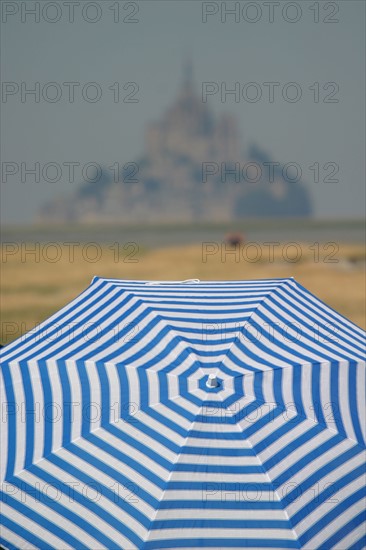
left=1, top=0, right=365, bottom=344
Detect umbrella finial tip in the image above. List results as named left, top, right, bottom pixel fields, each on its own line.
left=206, top=374, right=219, bottom=388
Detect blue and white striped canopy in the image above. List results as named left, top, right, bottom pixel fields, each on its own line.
left=1, top=277, right=365, bottom=549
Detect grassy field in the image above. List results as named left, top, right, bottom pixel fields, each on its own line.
left=1, top=241, right=365, bottom=345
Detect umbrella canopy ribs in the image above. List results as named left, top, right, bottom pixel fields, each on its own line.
left=1, top=277, right=365, bottom=550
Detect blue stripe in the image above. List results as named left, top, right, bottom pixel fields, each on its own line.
left=166, top=482, right=274, bottom=491
left=293, top=280, right=365, bottom=346
left=291, top=463, right=365, bottom=526
left=0, top=492, right=88, bottom=549
left=142, top=538, right=300, bottom=548
left=299, top=486, right=366, bottom=545
left=173, top=464, right=264, bottom=473
left=348, top=360, right=364, bottom=445
left=18, top=360, right=35, bottom=469
left=182, top=446, right=254, bottom=456
left=67, top=436, right=161, bottom=506
left=349, top=535, right=366, bottom=550
left=1, top=362, right=16, bottom=479
left=1, top=282, right=112, bottom=362
left=281, top=444, right=363, bottom=505
left=270, top=292, right=365, bottom=358
left=0, top=535, right=19, bottom=550
left=38, top=358, right=54, bottom=458
left=1, top=277, right=364, bottom=550
left=0, top=513, right=58, bottom=550
left=48, top=291, right=135, bottom=362
left=25, top=464, right=144, bottom=548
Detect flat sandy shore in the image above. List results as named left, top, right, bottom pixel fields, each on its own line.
left=1, top=242, right=365, bottom=345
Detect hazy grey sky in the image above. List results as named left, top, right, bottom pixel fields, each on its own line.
left=1, top=0, right=365, bottom=223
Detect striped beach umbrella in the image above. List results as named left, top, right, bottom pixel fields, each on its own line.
left=0, top=277, right=365, bottom=549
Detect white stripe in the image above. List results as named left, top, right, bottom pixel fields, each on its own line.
left=334, top=521, right=366, bottom=549
left=84, top=360, right=102, bottom=433
left=64, top=360, right=83, bottom=444
left=19, top=466, right=139, bottom=549
left=146, top=528, right=297, bottom=541
left=295, top=474, right=365, bottom=537
left=0, top=524, right=39, bottom=550
left=27, top=359, right=45, bottom=465
left=44, top=358, right=64, bottom=456
left=286, top=451, right=365, bottom=518
left=0, top=279, right=106, bottom=360
left=1, top=496, right=97, bottom=550
left=154, top=508, right=288, bottom=520
left=305, top=497, right=366, bottom=549
left=338, top=361, right=357, bottom=442
left=357, top=361, right=366, bottom=444
left=9, top=361, right=26, bottom=476
left=73, top=432, right=166, bottom=497
left=163, top=488, right=280, bottom=501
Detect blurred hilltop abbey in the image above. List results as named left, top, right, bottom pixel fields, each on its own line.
left=39, top=61, right=312, bottom=224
